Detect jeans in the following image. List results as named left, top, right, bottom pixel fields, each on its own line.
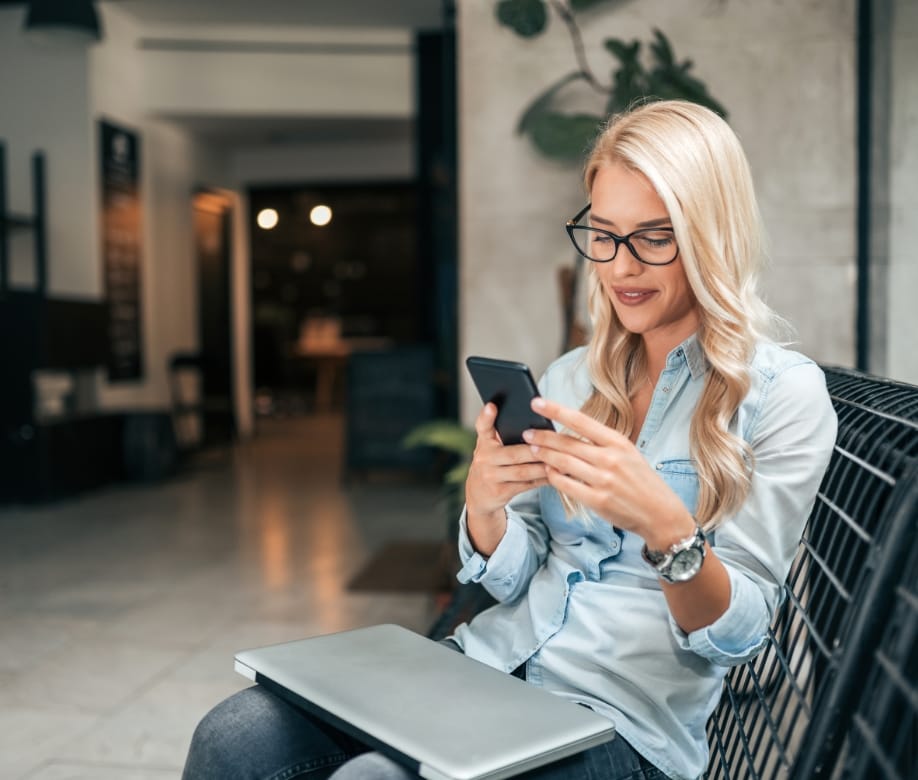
left=182, top=685, right=669, bottom=780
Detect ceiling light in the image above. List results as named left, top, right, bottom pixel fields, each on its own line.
left=24, top=0, right=103, bottom=46
left=257, top=208, right=279, bottom=230
left=310, top=205, right=332, bottom=227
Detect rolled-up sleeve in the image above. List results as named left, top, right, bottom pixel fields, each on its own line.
left=671, top=360, right=837, bottom=666
left=456, top=488, right=549, bottom=603
left=669, top=566, right=770, bottom=665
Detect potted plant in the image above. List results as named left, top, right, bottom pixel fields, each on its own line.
left=496, top=0, right=727, bottom=161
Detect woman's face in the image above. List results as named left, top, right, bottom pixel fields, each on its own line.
left=589, top=163, right=700, bottom=350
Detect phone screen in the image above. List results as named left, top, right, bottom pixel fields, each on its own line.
left=466, top=356, right=555, bottom=445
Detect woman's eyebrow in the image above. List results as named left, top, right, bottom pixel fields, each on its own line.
left=636, top=217, right=672, bottom=228
left=590, top=214, right=672, bottom=229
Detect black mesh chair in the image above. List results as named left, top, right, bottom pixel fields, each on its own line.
left=706, top=367, right=918, bottom=780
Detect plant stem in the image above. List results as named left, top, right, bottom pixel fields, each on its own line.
left=548, top=0, right=611, bottom=96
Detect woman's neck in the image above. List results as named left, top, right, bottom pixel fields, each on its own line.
left=642, top=327, right=698, bottom=384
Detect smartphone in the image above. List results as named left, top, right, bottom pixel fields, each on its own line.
left=466, top=356, right=555, bottom=445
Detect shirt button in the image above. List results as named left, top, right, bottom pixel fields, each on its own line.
left=662, top=386, right=670, bottom=393
left=656, top=463, right=663, bottom=470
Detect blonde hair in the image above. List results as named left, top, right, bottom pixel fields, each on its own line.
left=577, top=100, right=786, bottom=530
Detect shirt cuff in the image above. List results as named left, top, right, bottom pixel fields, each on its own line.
left=457, top=509, right=529, bottom=588
left=669, top=567, right=770, bottom=666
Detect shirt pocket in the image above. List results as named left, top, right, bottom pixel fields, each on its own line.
left=656, top=458, right=700, bottom=515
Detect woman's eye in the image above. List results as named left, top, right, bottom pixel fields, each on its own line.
left=637, top=232, right=673, bottom=248
left=592, top=232, right=615, bottom=244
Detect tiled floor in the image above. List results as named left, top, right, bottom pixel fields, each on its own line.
left=0, top=415, right=447, bottom=779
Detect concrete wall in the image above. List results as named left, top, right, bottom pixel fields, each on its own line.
left=456, top=0, right=858, bottom=422
left=887, top=0, right=918, bottom=384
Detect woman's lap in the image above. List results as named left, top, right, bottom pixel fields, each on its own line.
left=183, top=686, right=667, bottom=780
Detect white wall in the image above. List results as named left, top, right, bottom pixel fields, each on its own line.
left=0, top=7, right=94, bottom=297
left=139, top=25, right=414, bottom=119
left=456, top=0, right=858, bottom=422
left=230, top=138, right=414, bottom=185
left=90, top=6, right=210, bottom=411
left=887, top=0, right=918, bottom=384
left=0, top=6, right=228, bottom=415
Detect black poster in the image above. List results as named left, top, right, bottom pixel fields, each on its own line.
left=100, top=119, right=143, bottom=381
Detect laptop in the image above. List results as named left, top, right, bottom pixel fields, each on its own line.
left=234, top=623, right=616, bottom=780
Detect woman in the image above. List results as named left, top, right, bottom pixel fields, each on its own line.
left=183, top=100, right=836, bottom=780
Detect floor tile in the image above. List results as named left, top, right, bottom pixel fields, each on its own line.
left=0, top=708, right=100, bottom=780
left=24, top=762, right=177, bottom=780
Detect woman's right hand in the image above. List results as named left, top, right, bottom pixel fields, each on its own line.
left=464, top=403, right=549, bottom=557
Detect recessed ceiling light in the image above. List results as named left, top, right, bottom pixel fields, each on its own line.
left=257, top=208, right=279, bottom=230
left=310, top=205, right=332, bottom=227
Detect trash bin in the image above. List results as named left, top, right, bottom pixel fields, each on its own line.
left=122, top=411, right=178, bottom=482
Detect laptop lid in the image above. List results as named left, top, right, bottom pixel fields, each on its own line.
left=234, top=623, right=616, bottom=780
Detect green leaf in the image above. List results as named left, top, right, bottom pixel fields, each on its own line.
left=643, top=29, right=728, bottom=117
left=525, top=112, right=604, bottom=160
left=604, top=37, right=640, bottom=66
left=516, top=71, right=589, bottom=135
left=496, top=0, right=548, bottom=38
left=607, top=58, right=647, bottom=114
left=402, top=420, right=476, bottom=456
left=649, top=28, right=675, bottom=69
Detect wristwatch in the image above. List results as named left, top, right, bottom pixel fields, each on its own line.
left=641, top=522, right=707, bottom=583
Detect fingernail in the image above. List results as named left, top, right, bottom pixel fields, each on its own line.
left=522, top=430, right=533, bottom=442
left=529, top=444, right=540, bottom=454
left=532, top=397, right=546, bottom=409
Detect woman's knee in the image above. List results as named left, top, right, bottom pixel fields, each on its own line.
left=184, top=687, right=270, bottom=777
left=183, top=685, right=354, bottom=779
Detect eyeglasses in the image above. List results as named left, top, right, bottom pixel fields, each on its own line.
left=565, top=204, right=679, bottom=266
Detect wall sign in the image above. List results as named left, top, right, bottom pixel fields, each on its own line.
left=99, top=119, right=143, bottom=382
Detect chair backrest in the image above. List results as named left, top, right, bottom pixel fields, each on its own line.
left=705, top=366, right=918, bottom=780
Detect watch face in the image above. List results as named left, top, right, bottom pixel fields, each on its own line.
left=669, top=548, right=704, bottom=581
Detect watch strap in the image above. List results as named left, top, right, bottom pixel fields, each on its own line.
left=641, top=522, right=706, bottom=583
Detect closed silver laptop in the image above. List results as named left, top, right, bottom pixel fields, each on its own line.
left=234, top=623, right=616, bottom=780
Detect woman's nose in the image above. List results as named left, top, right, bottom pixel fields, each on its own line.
left=609, top=243, right=644, bottom=275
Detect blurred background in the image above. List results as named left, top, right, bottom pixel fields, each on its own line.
left=0, top=0, right=915, bottom=777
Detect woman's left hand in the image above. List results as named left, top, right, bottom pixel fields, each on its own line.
left=523, top=397, right=692, bottom=547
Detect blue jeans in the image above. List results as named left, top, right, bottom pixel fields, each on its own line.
left=182, top=685, right=669, bottom=780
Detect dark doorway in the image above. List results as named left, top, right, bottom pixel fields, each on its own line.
left=249, top=181, right=424, bottom=415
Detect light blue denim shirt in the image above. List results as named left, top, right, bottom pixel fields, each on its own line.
left=452, top=335, right=837, bottom=780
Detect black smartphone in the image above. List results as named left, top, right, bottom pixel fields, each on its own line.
left=466, top=356, right=555, bottom=445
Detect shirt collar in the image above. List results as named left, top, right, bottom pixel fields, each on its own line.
left=665, top=333, right=708, bottom=381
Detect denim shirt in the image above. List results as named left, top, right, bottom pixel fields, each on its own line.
left=452, top=335, right=837, bottom=780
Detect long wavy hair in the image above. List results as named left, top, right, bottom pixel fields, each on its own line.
left=577, top=100, right=786, bottom=530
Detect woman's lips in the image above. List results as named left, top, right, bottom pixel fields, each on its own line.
left=613, top=287, right=656, bottom=305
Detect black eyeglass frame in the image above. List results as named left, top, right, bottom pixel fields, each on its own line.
left=565, top=203, right=679, bottom=266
